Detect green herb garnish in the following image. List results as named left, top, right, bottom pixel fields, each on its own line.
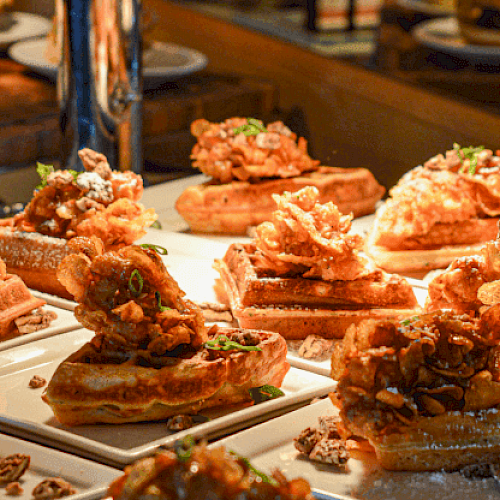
left=36, top=162, right=55, bottom=189
left=400, top=316, right=420, bottom=326
left=205, top=335, right=262, bottom=352
left=230, top=452, right=278, bottom=485
left=248, top=384, right=284, bottom=404
left=233, top=118, right=268, bottom=137
left=139, top=244, right=168, bottom=255
left=174, top=435, right=196, bottom=462
left=128, top=269, right=144, bottom=296
left=454, top=143, right=485, bottom=175
left=150, top=220, right=162, bottom=230
left=155, top=291, right=171, bottom=311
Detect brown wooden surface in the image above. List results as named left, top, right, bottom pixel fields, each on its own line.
left=0, top=56, right=277, bottom=172
left=144, top=0, right=500, bottom=189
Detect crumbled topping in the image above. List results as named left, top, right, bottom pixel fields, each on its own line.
left=5, top=482, right=23, bottom=495
left=0, top=454, right=30, bottom=483
left=29, top=375, right=47, bottom=389
left=32, top=478, right=76, bottom=500
left=76, top=172, right=113, bottom=203
left=15, top=308, right=57, bottom=335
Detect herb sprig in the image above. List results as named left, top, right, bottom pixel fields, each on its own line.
left=233, top=118, right=268, bottom=137
left=139, top=244, right=168, bottom=255
left=36, top=162, right=54, bottom=189
left=400, top=316, right=420, bottom=326
left=230, top=452, right=278, bottom=485
left=155, top=291, right=171, bottom=312
left=205, top=335, right=262, bottom=352
left=128, top=269, right=144, bottom=296
left=248, top=384, right=285, bottom=404
left=174, top=436, right=196, bottom=462
left=36, top=162, right=80, bottom=190
left=454, top=143, right=485, bottom=175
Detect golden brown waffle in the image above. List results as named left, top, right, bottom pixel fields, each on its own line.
left=215, top=243, right=420, bottom=339
left=176, top=166, right=385, bottom=234
left=42, top=327, right=290, bottom=425
left=331, top=311, right=500, bottom=471
left=0, top=273, right=46, bottom=339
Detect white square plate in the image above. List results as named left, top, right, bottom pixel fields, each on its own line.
left=0, top=329, right=336, bottom=467
left=0, top=433, right=121, bottom=500
left=0, top=305, right=81, bottom=352
left=214, top=398, right=500, bottom=500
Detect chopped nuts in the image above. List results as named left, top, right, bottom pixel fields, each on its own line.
left=297, top=335, right=336, bottom=360
left=29, top=375, right=47, bottom=389
left=294, top=414, right=357, bottom=469
left=32, top=478, right=76, bottom=500
left=166, top=415, right=193, bottom=431
left=332, top=309, right=500, bottom=437
left=5, top=482, right=23, bottom=496
left=309, top=438, right=349, bottom=466
left=0, top=454, right=30, bottom=483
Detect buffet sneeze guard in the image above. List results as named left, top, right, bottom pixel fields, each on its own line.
left=57, top=0, right=143, bottom=172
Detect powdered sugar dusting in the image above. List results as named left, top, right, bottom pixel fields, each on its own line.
left=0, top=230, right=72, bottom=269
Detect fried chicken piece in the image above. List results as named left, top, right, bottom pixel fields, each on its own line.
left=373, top=146, right=500, bottom=250
left=57, top=237, right=207, bottom=357
left=252, top=186, right=379, bottom=281
left=426, top=239, right=500, bottom=314
left=10, top=149, right=156, bottom=246
left=107, top=442, right=314, bottom=500
left=190, top=118, right=320, bottom=183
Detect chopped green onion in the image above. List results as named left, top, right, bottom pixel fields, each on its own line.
left=205, top=335, right=262, bottom=352
left=233, top=118, right=268, bottom=137
left=128, top=269, right=144, bottom=296
left=174, top=435, right=196, bottom=462
left=36, top=162, right=55, bottom=189
left=400, top=315, right=420, bottom=326
left=454, top=144, right=485, bottom=175
left=155, top=291, right=171, bottom=311
left=230, top=451, right=278, bottom=485
left=140, top=244, right=168, bottom=255
left=249, top=384, right=284, bottom=404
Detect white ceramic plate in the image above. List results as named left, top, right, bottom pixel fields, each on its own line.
left=0, top=328, right=336, bottom=467
left=0, top=304, right=81, bottom=352
left=0, top=13, right=51, bottom=51
left=8, top=38, right=208, bottom=89
left=413, top=17, right=500, bottom=64
left=0, top=433, right=121, bottom=500
left=214, top=398, right=500, bottom=499
left=30, top=291, right=76, bottom=312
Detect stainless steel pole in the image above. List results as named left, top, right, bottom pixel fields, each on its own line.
left=57, top=0, right=143, bottom=172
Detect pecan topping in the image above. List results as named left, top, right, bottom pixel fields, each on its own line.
left=29, top=375, right=47, bottom=389
left=5, top=482, right=23, bottom=496
left=294, top=414, right=351, bottom=468
left=166, top=415, right=193, bottom=431
left=0, top=454, right=30, bottom=483
left=309, top=438, right=349, bottom=466
left=332, top=309, right=500, bottom=434
left=32, top=478, right=76, bottom=500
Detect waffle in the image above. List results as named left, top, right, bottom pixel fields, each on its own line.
left=42, top=327, right=289, bottom=425
left=365, top=146, right=500, bottom=275
left=331, top=311, right=500, bottom=471
left=215, top=243, right=420, bottom=339
left=0, top=229, right=74, bottom=300
left=0, top=273, right=46, bottom=340
left=175, top=166, right=385, bottom=234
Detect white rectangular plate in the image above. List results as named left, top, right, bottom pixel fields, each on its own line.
left=0, top=433, right=121, bottom=500
left=0, top=329, right=336, bottom=467
left=214, top=398, right=500, bottom=500
left=0, top=304, right=81, bottom=351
